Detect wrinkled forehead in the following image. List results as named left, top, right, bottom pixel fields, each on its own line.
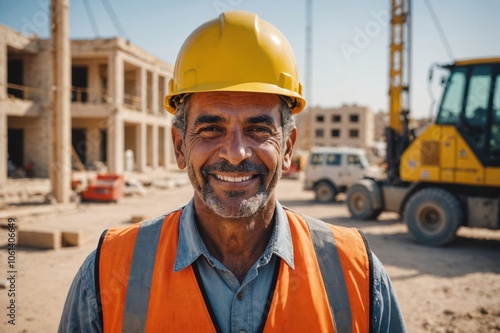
left=187, top=92, right=283, bottom=122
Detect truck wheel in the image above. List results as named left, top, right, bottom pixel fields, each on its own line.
left=347, top=184, right=381, bottom=220
left=314, top=181, right=336, bottom=202
left=404, top=188, right=462, bottom=246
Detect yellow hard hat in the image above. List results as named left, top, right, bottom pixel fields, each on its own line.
left=164, top=11, right=306, bottom=114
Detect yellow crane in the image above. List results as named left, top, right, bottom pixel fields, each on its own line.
left=346, top=0, right=500, bottom=246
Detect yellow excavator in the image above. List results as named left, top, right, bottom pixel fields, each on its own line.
left=346, top=0, right=500, bottom=246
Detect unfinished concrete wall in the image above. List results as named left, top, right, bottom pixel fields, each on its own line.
left=124, top=123, right=137, bottom=170
left=71, top=59, right=108, bottom=104
left=71, top=118, right=107, bottom=167
left=8, top=116, right=50, bottom=177
left=23, top=43, right=51, bottom=102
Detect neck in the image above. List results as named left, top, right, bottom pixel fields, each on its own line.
left=193, top=195, right=276, bottom=282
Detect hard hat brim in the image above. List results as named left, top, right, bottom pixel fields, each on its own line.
left=164, top=82, right=306, bottom=115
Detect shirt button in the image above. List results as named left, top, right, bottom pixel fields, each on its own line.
left=236, top=292, right=244, bottom=301
left=206, top=257, right=215, bottom=267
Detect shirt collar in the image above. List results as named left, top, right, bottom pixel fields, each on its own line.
left=174, top=199, right=294, bottom=271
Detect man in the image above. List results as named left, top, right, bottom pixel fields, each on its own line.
left=59, top=11, right=406, bottom=332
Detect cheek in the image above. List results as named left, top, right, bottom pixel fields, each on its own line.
left=257, top=143, right=284, bottom=171
left=184, top=141, right=219, bottom=171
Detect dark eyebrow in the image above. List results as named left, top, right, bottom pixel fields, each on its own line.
left=193, top=114, right=226, bottom=127
left=245, top=115, right=277, bottom=127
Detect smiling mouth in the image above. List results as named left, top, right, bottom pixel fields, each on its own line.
left=214, top=174, right=254, bottom=183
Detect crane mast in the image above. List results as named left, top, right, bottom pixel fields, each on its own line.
left=386, top=0, right=412, bottom=181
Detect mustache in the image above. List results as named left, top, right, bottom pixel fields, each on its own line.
left=201, top=160, right=268, bottom=176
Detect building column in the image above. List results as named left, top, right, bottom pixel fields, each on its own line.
left=163, top=126, right=168, bottom=168
left=0, top=112, right=6, bottom=185
left=107, top=114, right=123, bottom=173
left=88, top=61, right=100, bottom=104
left=50, top=0, right=71, bottom=203
left=108, top=51, right=123, bottom=108
left=152, top=124, right=159, bottom=169
left=106, top=50, right=123, bottom=173
left=0, top=42, right=6, bottom=100
left=140, top=68, right=147, bottom=113
left=0, top=42, right=7, bottom=184
left=152, top=71, right=159, bottom=115
left=157, top=126, right=164, bottom=167
left=136, top=122, right=147, bottom=171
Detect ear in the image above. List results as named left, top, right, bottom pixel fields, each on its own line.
left=171, top=126, right=186, bottom=170
left=282, top=127, right=297, bottom=171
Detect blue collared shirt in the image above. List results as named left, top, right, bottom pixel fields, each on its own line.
left=174, top=200, right=294, bottom=333
left=58, top=200, right=406, bottom=332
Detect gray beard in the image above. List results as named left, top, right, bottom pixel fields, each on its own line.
left=187, top=159, right=279, bottom=219
left=201, top=181, right=270, bottom=218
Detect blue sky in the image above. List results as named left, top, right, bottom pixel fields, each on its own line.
left=1, top=0, right=499, bottom=118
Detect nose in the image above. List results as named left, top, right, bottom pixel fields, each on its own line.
left=219, top=129, right=252, bottom=165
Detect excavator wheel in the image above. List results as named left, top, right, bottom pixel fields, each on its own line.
left=404, top=188, right=463, bottom=246
left=347, top=183, right=381, bottom=220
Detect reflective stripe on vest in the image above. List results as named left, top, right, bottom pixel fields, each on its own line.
left=122, top=218, right=163, bottom=331
left=305, top=215, right=352, bottom=333
left=121, top=215, right=354, bottom=332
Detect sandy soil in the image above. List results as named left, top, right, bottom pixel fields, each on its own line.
left=1, top=177, right=499, bottom=332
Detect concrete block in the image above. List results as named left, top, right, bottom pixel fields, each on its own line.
left=61, top=230, right=84, bottom=247
left=18, top=229, right=61, bottom=250
left=130, top=215, right=148, bottom=224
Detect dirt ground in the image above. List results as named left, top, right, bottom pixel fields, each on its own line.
left=1, top=176, right=499, bottom=332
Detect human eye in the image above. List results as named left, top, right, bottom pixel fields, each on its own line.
left=197, top=126, right=223, bottom=138
left=247, top=126, right=273, bottom=139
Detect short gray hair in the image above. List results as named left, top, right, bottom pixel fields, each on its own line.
left=172, top=96, right=296, bottom=143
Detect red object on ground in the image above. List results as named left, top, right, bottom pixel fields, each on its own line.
left=81, top=174, right=124, bottom=202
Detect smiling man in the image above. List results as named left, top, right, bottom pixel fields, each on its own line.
left=59, top=11, right=406, bottom=333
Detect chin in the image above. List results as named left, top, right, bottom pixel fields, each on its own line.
left=205, top=192, right=269, bottom=219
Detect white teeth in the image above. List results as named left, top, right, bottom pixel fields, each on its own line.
left=215, top=175, right=252, bottom=182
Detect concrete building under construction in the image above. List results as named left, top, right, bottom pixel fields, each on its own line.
left=309, top=104, right=375, bottom=149
left=0, top=25, right=176, bottom=186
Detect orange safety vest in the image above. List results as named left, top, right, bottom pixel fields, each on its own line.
left=97, top=208, right=371, bottom=333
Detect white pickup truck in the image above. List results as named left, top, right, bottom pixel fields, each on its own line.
left=303, top=147, right=380, bottom=202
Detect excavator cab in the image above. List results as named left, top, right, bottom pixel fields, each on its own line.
left=435, top=59, right=500, bottom=167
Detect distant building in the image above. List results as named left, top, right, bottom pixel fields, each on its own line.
left=310, top=104, right=374, bottom=149
left=374, top=111, right=434, bottom=141
left=0, top=25, right=176, bottom=184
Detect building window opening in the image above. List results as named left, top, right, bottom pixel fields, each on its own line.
left=332, top=115, right=341, bottom=123
left=72, top=66, right=89, bottom=103
left=7, top=59, right=24, bottom=99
